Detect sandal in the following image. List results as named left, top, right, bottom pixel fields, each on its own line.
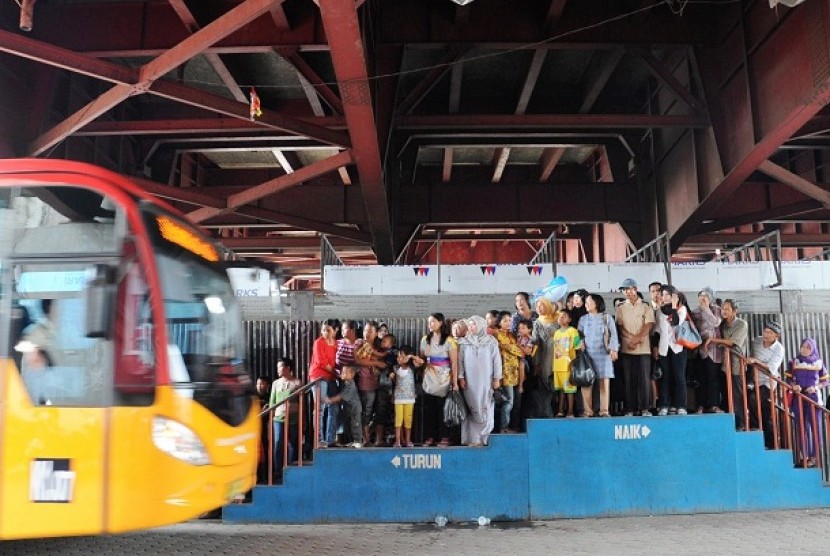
left=555, top=412, right=565, bottom=418
left=598, top=411, right=610, bottom=418
left=438, top=438, right=450, bottom=447
left=421, top=438, right=435, bottom=447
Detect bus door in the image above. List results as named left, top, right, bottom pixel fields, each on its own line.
left=0, top=264, right=114, bottom=539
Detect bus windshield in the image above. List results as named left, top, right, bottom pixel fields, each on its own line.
left=146, top=210, right=252, bottom=426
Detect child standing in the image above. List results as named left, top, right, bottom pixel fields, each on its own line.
left=326, top=365, right=363, bottom=448
left=516, top=318, right=537, bottom=430
left=553, top=309, right=580, bottom=418
left=496, top=311, right=525, bottom=433
left=391, top=345, right=421, bottom=447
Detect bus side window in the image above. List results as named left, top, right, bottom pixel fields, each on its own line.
left=113, top=245, right=155, bottom=403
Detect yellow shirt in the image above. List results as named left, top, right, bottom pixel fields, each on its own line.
left=496, top=329, right=524, bottom=386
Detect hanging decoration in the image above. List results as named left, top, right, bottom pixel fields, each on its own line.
left=249, top=87, right=262, bottom=121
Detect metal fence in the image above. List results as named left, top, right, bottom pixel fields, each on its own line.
left=244, top=312, right=830, bottom=383
left=244, top=317, right=428, bottom=382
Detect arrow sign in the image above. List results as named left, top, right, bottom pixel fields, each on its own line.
left=391, top=455, right=401, bottom=468
left=641, top=425, right=651, bottom=438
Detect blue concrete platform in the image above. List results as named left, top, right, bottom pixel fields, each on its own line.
left=224, top=414, right=830, bottom=523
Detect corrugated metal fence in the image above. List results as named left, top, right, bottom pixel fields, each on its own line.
left=245, top=313, right=830, bottom=383
left=245, top=317, right=428, bottom=383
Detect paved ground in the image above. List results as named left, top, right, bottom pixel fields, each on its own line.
left=5, top=509, right=830, bottom=555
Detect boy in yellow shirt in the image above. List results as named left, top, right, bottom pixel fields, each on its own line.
left=553, top=309, right=580, bottom=418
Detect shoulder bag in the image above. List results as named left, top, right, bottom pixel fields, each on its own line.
left=674, top=314, right=702, bottom=350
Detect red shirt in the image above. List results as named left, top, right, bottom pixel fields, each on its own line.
left=309, top=336, right=337, bottom=381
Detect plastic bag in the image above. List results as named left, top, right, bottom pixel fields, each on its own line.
left=569, top=351, right=595, bottom=388
left=443, top=390, right=468, bottom=426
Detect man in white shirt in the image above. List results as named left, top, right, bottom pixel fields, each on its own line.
left=746, top=321, right=785, bottom=448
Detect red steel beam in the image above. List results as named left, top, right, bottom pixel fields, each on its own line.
left=396, top=45, right=469, bottom=115
left=538, top=147, right=565, bottom=182
left=688, top=233, right=830, bottom=247
left=669, top=1, right=830, bottom=252
left=276, top=48, right=344, bottom=115
left=235, top=207, right=372, bottom=243
left=579, top=48, right=625, bottom=114
left=133, top=176, right=372, bottom=244
left=188, top=150, right=354, bottom=222
left=696, top=199, right=824, bottom=234
left=318, top=0, right=394, bottom=263
left=638, top=49, right=706, bottom=113
left=220, top=236, right=366, bottom=249
left=396, top=114, right=710, bottom=129
left=757, top=160, right=830, bottom=208
left=30, top=0, right=275, bottom=156
left=168, top=0, right=249, bottom=103
left=75, top=117, right=345, bottom=136
left=0, top=29, right=349, bottom=146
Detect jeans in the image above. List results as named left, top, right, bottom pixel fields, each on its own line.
left=500, top=385, right=515, bottom=429
left=314, top=379, right=341, bottom=444
left=359, top=389, right=376, bottom=426
left=659, top=349, right=688, bottom=410
left=272, top=420, right=296, bottom=469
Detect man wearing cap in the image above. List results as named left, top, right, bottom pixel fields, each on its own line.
left=746, top=321, right=785, bottom=448
left=706, top=299, right=749, bottom=429
left=615, top=278, right=655, bottom=416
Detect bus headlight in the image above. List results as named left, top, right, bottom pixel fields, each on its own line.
left=152, top=417, right=211, bottom=466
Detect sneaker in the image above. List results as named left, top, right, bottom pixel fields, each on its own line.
left=318, top=441, right=328, bottom=449
left=677, top=408, right=688, bottom=416
left=641, top=410, right=652, bottom=417
left=658, top=408, right=668, bottom=416
left=393, top=442, right=401, bottom=448
left=406, top=442, right=415, bottom=447
left=349, top=442, right=363, bottom=449
left=624, top=412, right=634, bottom=417
left=668, top=407, right=677, bottom=415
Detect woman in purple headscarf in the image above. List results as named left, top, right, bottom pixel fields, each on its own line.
left=785, top=338, right=828, bottom=467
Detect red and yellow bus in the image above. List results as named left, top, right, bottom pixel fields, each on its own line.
left=0, top=160, right=258, bottom=539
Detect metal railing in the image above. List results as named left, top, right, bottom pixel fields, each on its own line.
left=625, top=232, right=671, bottom=284
left=529, top=231, right=557, bottom=275
left=723, top=347, right=830, bottom=480
left=259, top=378, right=321, bottom=485
left=714, top=230, right=782, bottom=288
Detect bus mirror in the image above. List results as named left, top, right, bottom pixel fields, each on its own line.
left=84, top=264, right=115, bottom=338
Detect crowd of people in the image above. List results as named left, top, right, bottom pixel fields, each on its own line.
left=256, top=277, right=829, bottom=480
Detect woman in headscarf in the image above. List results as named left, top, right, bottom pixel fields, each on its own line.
left=785, top=338, right=828, bottom=467
left=527, top=297, right=559, bottom=418
left=458, top=315, right=502, bottom=446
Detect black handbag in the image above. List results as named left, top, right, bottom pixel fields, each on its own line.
left=569, top=351, right=596, bottom=388
left=492, top=386, right=510, bottom=405
left=443, top=390, right=468, bottom=426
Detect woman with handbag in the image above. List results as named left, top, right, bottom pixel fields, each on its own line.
left=657, top=286, right=692, bottom=416
left=458, top=315, right=503, bottom=446
left=577, top=293, right=620, bottom=417
left=418, top=313, right=459, bottom=447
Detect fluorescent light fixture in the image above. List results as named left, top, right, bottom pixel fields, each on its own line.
left=450, top=0, right=475, bottom=4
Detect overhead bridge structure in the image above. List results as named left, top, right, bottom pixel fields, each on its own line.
left=1, top=1, right=830, bottom=289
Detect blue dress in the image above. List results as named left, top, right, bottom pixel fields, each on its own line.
left=577, top=312, right=619, bottom=380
